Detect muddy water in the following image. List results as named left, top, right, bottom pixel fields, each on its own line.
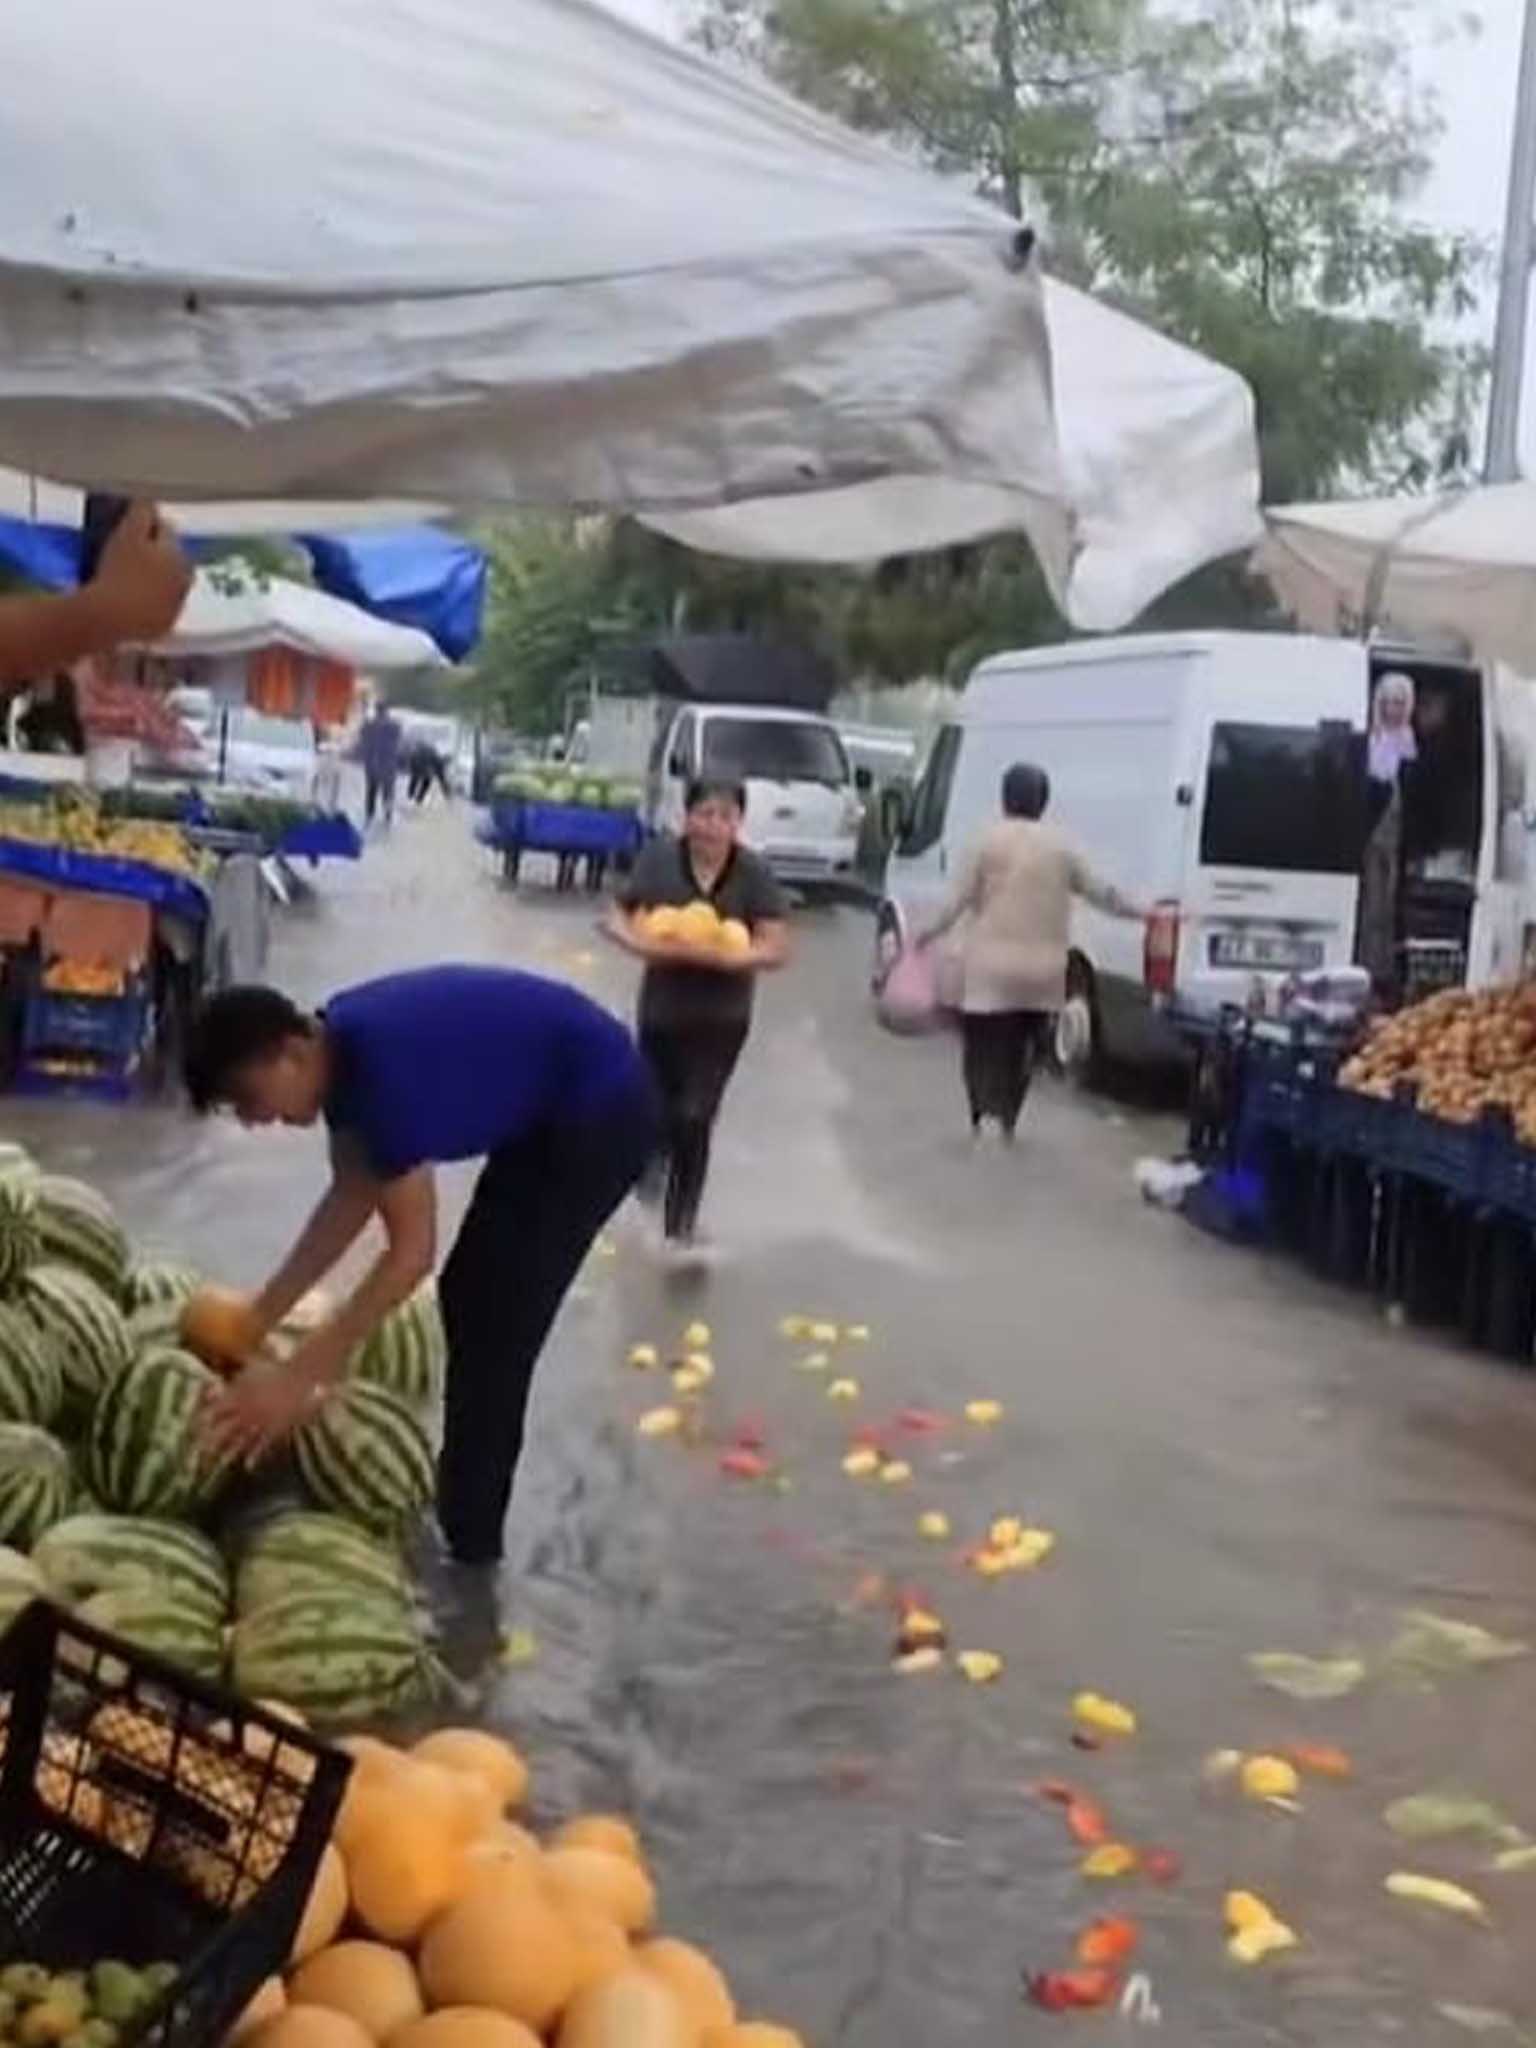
left=8, top=803, right=1535, bottom=2043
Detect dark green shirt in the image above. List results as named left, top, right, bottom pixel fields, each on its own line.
left=621, top=836, right=786, bottom=1030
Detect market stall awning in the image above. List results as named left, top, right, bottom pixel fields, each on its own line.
left=0, top=0, right=1258, bottom=631
left=1258, top=483, right=1536, bottom=667
left=140, top=575, right=447, bottom=671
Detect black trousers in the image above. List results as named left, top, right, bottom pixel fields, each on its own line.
left=638, top=1016, right=749, bottom=1241
left=960, top=1009, right=1048, bottom=1134
left=364, top=771, right=397, bottom=823
left=436, top=1080, right=657, bottom=1562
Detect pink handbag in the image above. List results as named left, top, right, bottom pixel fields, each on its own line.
left=877, top=943, right=942, bottom=1035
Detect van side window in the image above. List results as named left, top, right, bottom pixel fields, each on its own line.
left=900, top=724, right=961, bottom=857
left=1201, top=721, right=1365, bottom=874
left=667, top=713, right=697, bottom=780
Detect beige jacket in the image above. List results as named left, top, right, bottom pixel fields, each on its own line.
left=926, top=818, right=1139, bottom=1013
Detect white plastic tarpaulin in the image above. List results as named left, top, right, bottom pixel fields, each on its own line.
left=138, top=575, right=446, bottom=670
left=0, top=0, right=1259, bottom=630
left=1259, top=483, right=1536, bottom=668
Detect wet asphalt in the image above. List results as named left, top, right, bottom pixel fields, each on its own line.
left=6, top=798, right=1535, bottom=2044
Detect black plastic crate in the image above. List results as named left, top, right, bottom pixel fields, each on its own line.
left=0, top=1601, right=349, bottom=2047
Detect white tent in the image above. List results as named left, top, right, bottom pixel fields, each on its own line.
left=139, top=575, right=446, bottom=670
left=1259, top=482, right=1536, bottom=667
left=0, top=0, right=1259, bottom=631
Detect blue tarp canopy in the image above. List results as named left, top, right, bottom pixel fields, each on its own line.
left=0, top=517, right=484, bottom=661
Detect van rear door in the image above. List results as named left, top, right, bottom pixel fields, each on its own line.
left=1181, top=698, right=1366, bottom=1018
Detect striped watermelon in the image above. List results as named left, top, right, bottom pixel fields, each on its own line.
left=0, top=1150, right=41, bottom=1291
left=123, top=1260, right=201, bottom=1315
left=0, top=1544, right=43, bottom=1629
left=86, top=1348, right=234, bottom=1520
left=235, top=1510, right=409, bottom=1618
left=34, top=1514, right=229, bottom=1622
left=0, top=1301, right=63, bottom=1426
left=34, top=1178, right=129, bottom=1301
left=18, top=1265, right=133, bottom=1422
left=229, top=1588, right=441, bottom=1723
left=77, top=1586, right=225, bottom=1680
left=0, top=1425, right=73, bottom=1547
left=351, top=1283, right=446, bottom=1405
left=127, top=1298, right=185, bottom=1353
left=294, top=1381, right=433, bottom=1540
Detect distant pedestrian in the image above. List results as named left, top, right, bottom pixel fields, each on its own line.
left=605, top=778, right=788, bottom=1254
left=359, top=702, right=402, bottom=825
left=407, top=740, right=451, bottom=805
left=919, top=763, right=1142, bottom=1142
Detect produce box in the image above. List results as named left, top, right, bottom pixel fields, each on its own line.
left=0, top=1600, right=349, bottom=2048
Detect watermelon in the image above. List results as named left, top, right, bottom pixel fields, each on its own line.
left=127, top=1297, right=185, bottom=1353
left=294, top=1381, right=434, bottom=1540
left=76, top=1586, right=225, bottom=1680
left=123, top=1259, right=201, bottom=1315
left=235, top=1509, right=409, bottom=1618
left=0, top=1301, right=64, bottom=1426
left=351, top=1284, right=445, bottom=1406
left=86, top=1348, right=234, bottom=1520
left=0, top=1544, right=43, bottom=1629
left=34, top=1177, right=129, bottom=1300
left=19, top=1265, right=133, bottom=1421
left=0, top=1426, right=73, bottom=1547
left=0, top=1149, right=41, bottom=1291
left=34, top=1514, right=229, bottom=1622
left=229, top=1588, right=441, bottom=1723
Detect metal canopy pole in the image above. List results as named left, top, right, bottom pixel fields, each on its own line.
left=1485, top=0, right=1536, bottom=482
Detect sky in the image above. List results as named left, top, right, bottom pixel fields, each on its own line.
left=604, top=0, right=1536, bottom=472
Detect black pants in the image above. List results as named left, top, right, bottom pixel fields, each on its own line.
left=364, top=771, right=397, bottom=824
left=638, top=1016, right=749, bottom=1241
left=436, top=1080, right=657, bottom=1562
left=408, top=759, right=449, bottom=803
left=961, top=1009, right=1047, bottom=1134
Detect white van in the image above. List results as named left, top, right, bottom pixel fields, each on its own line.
left=878, top=631, right=1523, bottom=1072
left=648, top=700, right=861, bottom=890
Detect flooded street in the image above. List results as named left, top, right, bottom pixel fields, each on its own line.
left=8, top=802, right=1536, bottom=2044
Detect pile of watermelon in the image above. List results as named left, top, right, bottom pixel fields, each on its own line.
left=491, top=766, right=642, bottom=814
left=0, top=1142, right=450, bottom=1726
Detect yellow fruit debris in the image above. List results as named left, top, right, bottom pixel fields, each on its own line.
left=917, top=1511, right=951, bottom=1539
left=893, top=1647, right=944, bottom=1675
left=636, top=1406, right=681, bottom=1438
left=1384, top=1872, right=1489, bottom=1921
left=964, top=1399, right=1004, bottom=1426
left=1073, top=1692, right=1137, bottom=1737
left=778, top=1315, right=812, bottom=1340
left=1203, top=1749, right=1243, bottom=1784
left=845, top=1324, right=872, bottom=1343
left=826, top=1377, right=860, bottom=1401
left=810, top=1321, right=840, bottom=1345
left=1004, top=1529, right=1056, bottom=1568
left=1080, top=1844, right=1139, bottom=1879
left=879, top=1460, right=913, bottom=1485
left=901, top=1609, right=945, bottom=1644
left=796, top=1351, right=831, bottom=1373
left=671, top=1366, right=708, bottom=1396
left=1240, top=1754, right=1300, bottom=1803
left=1224, top=1891, right=1275, bottom=1933
left=626, top=1344, right=659, bottom=1370
left=841, top=1448, right=880, bottom=1478
left=956, top=1650, right=1004, bottom=1684
left=681, top=1352, right=715, bottom=1380
left=683, top=1321, right=712, bottom=1350
left=988, top=1516, right=1023, bottom=1550
left=1228, top=1919, right=1298, bottom=1964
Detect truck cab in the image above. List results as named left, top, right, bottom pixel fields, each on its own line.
left=649, top=701, right=861, bottom=891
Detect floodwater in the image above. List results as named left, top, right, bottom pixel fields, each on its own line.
left=8, top=800, right=1536, bottom=2044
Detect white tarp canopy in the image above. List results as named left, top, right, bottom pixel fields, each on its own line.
left=0, top=0, right=1259, bottom=631
left=1259, top=482, right=1536, bottom=668
left=138, top=574, right=446, bottom=670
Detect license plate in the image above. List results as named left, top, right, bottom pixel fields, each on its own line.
left=1208, top=931, right=1324, bottom=971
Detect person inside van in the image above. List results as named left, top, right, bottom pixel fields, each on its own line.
left=918, top=762, right=1142, bottom=1143
left=1360, top=670, right=1417, bottom=993
left=606, top=778, right=788, bottom=1255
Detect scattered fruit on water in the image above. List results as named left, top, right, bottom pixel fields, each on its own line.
left=964, top=1399, right=1003, bottom=1426
left=681, top=1352, right=715, bottom=1381
left=1240, top=1754, right=1300, bottom=1803
left=796, top=1352, right=831, bottom=1373
left=988, top=1516, right=1023, bottom=1549
left=1027, top=1968, right=1118, bottom=2012
left=845, top=1324, right=872, bottom=1343
left=1283, top=1741, right=1353, bottom=1780
left=879, top=1461, right=913, bottom=1485
left=898, top=1608, right=946, bottom=1648
left=778, top=1315, right=812, bottom=1341
left=635, top=1406, right=681, bottom=1438
left=718, top=1450, right=771, bottom=1480
left=917, top=1512, right=951, bottom=1540
left=1224, top=1890, right=1298, bottom=1963
left=841, top=1448, right=880, bottom=1478
left=683, top=1321, right=711, bottom=1350
left=1080, top=1843, right=1139, bottom=1880
left=810, top=1321, right=839, bottom=1345
left=626, top=1344, right=659, bottom=1370
left=1075, top=1917, right=1140, bottom=1967
left=671, top=1365, right=709, bottom=1395
left=893, top=1647, right=944, bottom=1675
left=827, top=1378, right=860, bottom=1402
left=956, top=1650, right=1003, bottom=1684
left=1073, top=1692, right=1137, bottom=1738
left=1384, top=1872, right=1489, bottom=1922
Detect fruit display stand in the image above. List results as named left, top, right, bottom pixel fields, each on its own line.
left=1209, top=1005, right=1536, bottom=1362
left=0, top=1599, right=348, bottom=2048
left=476, top=800, right=643, bottom=892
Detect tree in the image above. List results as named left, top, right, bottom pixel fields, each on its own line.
left=697, top=0, right=1487, bottom=508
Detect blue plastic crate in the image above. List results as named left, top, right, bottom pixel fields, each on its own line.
left=22, top=989, right=148, bottom=1063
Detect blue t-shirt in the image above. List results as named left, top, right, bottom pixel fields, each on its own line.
left=323, top=965, right=644, bottom=1179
